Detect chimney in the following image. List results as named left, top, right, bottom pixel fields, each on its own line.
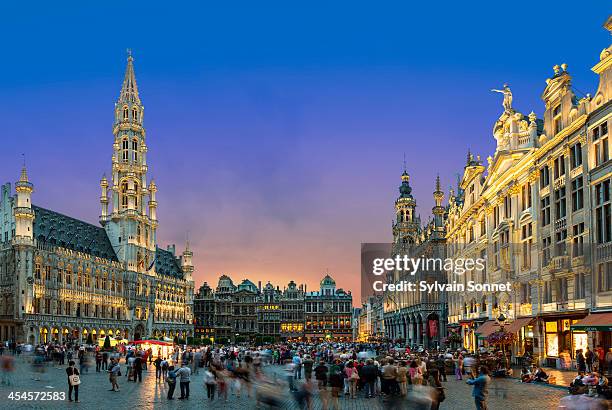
left=258, top=281, right=262, bottom=291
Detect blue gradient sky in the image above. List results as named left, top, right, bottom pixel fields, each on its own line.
left=0, top=2, right=609, bottom=301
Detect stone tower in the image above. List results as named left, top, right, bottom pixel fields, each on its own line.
left=13, top=166, right=35, bottom=319
left=103, top=52, right=157, bottom=274
left=392, top=169, right=419, bottom=246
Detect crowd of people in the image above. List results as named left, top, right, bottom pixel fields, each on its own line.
left=0, top=339, right=611, bottom=408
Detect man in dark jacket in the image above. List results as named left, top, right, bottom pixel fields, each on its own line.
left=314, top=361, right=328, bottom=389
left=133, top=353, right=143, bottom=382
left=303, top=355, right=314, bottom=381
left=360, top=359, right=378, bottom=398
left=436, top=355, right=447, bottom=382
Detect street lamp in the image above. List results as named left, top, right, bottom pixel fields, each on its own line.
left=497, top=313, right=506, bottom=330
left=497, top=312, right=509, bottom=370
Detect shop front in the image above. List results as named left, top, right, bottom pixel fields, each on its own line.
left=504, top=317, right=534, bottom=356
left=473, top=320, right=497, bottom=351
left=570, top=311, right=612, bottom=353
left=540, top=314, right=588, bottom=369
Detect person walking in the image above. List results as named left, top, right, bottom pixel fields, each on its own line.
left=66, top=360, right=80, bottom=403
left=361, top=359, right=378, bottom=398
left=167, top=365, right=177, bottom=400
left=203, top=367, right=217, bottom=400
left=293, top=353, right=303, bottom=380
left=133, top=353, right=143, bottom=382
left=456, top=354, right=464, bottom=380
left=344, top=361, right=359, bottom=399
left=176, top=362, right=191, bottom=400
left=467, top=366, right=490, bottom=410
left=108, top=358, right=121, bottom=392
left=154, top=356, right=162, bottom=381
left=577, top=349, right=587, bottom=373
left=396, top=361, right=408, bottom=396
left=95, top=350, right=102, bottom=372
left=303, top=354, right=314, bottom=381
left=585, top=347, right=594, bottom=372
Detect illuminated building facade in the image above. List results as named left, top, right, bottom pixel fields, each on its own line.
left=194, top=282, right=216, bottom=340
left=0, top=54, right=195, bottom=345
left=280, top=280, right=305, bottom=340
left=382, top=170, right=447, bottom=348
left=258, top=282, right=281, bottom=340
left=304, top=274, right=353, bottom=340
left=445, top=18, right=611, bottom=365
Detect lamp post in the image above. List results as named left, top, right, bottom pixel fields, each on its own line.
left=497, top=313, right=508, bottom=369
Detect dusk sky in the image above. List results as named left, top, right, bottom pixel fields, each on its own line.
left=0, top=2, right=609, bottom=303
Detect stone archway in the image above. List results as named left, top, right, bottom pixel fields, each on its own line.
left=134, top=324, right=145, bottom=341
left=426, top=313, right=440, bottom=348
left=40, top=326, right=49, bottom=343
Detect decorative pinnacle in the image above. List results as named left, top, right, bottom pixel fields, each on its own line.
left=19, top=166, right=29, bottom=183
left=435, top=174, right=441, bottom=192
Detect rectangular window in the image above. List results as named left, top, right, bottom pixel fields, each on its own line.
left=554, top=155, right=566, bottom=179
left=540, top=165, right=550, bottom=187
left=542, top=236, right=552, bottom=266
left=553, top=104, right=562, bottom=134
left=541, top=196, right=551, bottom=226
left=572, top=223, right=585, bottom=257
left=595, top=137, right=609, bottom=167
left=555, top=229, right=567, bottom=256
left=493, top=206, right=499, bottom=228
left=554, top=187, right=566, bottom=220
left=504, top=196, right=511, bottom=219
left=595, top=179, right=611, bottom=243
left=556, top=277, right=568, bottom=302
left=520, top=283, right=531, bottom=304
left=521, top=223, right=533, bottom=270
left=574, top=273, right=585, bottom=299
left=543, top=281, right=553, bottom=304
left=521, top=183, right=532, bottom=211
left=597, top=262, right=612, bottom=293
left=570, top=143, right=582, bottom=168
left=571, top=177, right=584, bottom=212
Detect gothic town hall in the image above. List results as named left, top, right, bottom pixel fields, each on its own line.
left=0, top=54, right=195, bottom=345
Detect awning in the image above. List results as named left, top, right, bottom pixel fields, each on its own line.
left=475, top=320, right=498, bottom=338
left=570, top=312, right=612, bottom=332
left=505, top=317, right=534, bottom=334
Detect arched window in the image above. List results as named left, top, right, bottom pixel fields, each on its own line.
left=137, top=224, right=142, bottom=242
left=123, top=106, right=129, bottom=120
left=122, top=138, right=129, bottom=162
left=134, top=182, right=139, bottom=208
left=132, top=139, right=138, bottom=162
left=132, top=108, right=138, bottom=121
left=121, top=182, right=128, bottom=209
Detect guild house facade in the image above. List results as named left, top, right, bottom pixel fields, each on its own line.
left=0, top=54, right=195, bottom=345
left=445, top=17, right=611, bottom=368
left=193, top=274, right=352, bottom=342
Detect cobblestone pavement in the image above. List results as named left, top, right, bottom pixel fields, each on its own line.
left=0, top=356, right=569, bottom=409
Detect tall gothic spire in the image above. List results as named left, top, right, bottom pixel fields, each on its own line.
left=118, top=50, right=140, bottom=104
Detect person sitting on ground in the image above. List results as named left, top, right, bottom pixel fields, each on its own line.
left=520, top=367, right=533, bottom=383
left=532, top=367, right=549, bottom=383
left=582, top=371, right=599, bottom=386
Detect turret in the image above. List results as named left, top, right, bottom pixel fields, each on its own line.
left=14, top=166, right=34, bottom=242
left=432, top=175, right=446, bottom=238
left=181, top=240, right=194, bottom=281
left=100, top=174, right=109, bottom=225
left=393, top=166, right=418, bottom=245
left=148, top=179, right=157, bottom=221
